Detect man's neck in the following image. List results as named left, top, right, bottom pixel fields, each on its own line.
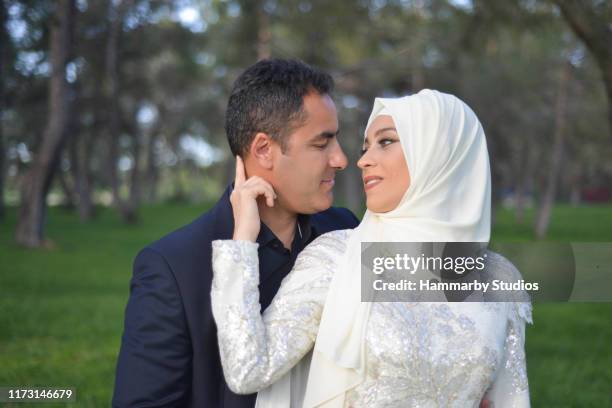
left=258, top=199, right=297, bottom=250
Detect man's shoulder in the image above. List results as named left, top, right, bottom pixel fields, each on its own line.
left=145, top=207, right=230, bottom=269
left=311, top=206, right=360, bottom=233
left=130, top=209, right=224, bottom=293
left=151, top=211, right=213, bottom=251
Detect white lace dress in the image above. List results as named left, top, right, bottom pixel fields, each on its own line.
left=211, top=229, right=532, bottom=408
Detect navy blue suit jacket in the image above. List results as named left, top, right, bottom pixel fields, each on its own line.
left=112, top=186, right=359, bottom=407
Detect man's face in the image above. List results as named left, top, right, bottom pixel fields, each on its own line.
left=270, top=92, right=348, bottom=214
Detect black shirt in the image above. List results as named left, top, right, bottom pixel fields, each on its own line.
left=256, top=214, right=315, bottom=310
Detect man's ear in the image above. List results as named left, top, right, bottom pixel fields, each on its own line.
left=249, top=132, right=275, bottom=170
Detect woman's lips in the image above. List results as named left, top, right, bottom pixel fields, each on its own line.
left=363, top=176, right=383, bottom=191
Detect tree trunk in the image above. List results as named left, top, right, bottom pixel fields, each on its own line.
left=257, top=1, right=271, bottom=60
left=105, top=0, right=124, bottom=208
left=144, top=129, right=160, bottom=203
left=57, top=159, right=76, bottom=209
left=68, top=83, right=94, bottom=221
left=15, top=0, right=76, bottom=247
left=411, top=3, right=426, bottom=91
left=58, top=77, right=81, bottom=211
left=0, top=115, right=4, bottom=221
left=569, top=162, right=582, bottom=206
left=514, top=142, right=532, bottom=224
left=105, top=0, right=134, bottom=222
left=70, top=127, right=94, bottom=221
left=238, top=0, right=269, bottom=61
left=124, top=128, right=141, bottom=224
left=341, top=112, right=367, bottom=216
left=514, top=174, right=527, bottom=225
left=341, top=159, right=363, bottom=216
left=554, top=0, right=612, bottom=142
left=535, top=60, right=571, bottom=239
left=0, top=1, right=8, bottom=220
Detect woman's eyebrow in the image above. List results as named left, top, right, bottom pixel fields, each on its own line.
left=374, top=127, right=397, bottom=136
left=364, top=127, right=398, bottom=146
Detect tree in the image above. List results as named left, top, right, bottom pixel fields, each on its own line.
left=535, top=59, right=572, bottom=239
left=554, top=0, right=612, bottom=141
left=0, top=1, right=8, bottom=220
left=15, top=0, right=76, bottom=247
left=104, top=0, right=137, bottom=223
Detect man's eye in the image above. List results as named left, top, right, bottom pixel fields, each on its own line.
left=314, top=143, right=328, bottom=149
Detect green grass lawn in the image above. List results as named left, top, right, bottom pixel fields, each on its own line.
left=1, top=203, right=611, bottom=407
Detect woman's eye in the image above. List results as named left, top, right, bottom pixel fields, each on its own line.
left=359, top=147, right=368, bottom=156
left=379, top=138, right=396, bottom=147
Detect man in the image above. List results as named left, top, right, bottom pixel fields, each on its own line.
left=112, top=59, right=360, bottom=407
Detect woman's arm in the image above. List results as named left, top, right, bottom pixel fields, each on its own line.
left=211, top=230, right=349, bottom=394
left=486, top=301, right=533, bottom=407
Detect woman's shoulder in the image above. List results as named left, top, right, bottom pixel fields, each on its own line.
left=281, top=229, right=353, bottom=289
left=295, top=229, right=353, bottom=264
left=483, top=250, right=533, bottom=324
left=308, top=228, right=353, bottom=252
left=483, top=250, right=523, bottom=282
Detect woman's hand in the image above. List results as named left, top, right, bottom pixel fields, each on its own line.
left=230, top=156, right=277, bottom=242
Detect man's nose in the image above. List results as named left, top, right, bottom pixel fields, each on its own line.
left=329, top=140, right=348, bottom=170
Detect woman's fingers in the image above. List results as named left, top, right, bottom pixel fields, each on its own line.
left=234, top=155, right=246, bottom=188
left=230, top=172, right=277, bottom=241
left=243, top=176, right=277, bottom=207
left=233, top=157, right=276, bottom=206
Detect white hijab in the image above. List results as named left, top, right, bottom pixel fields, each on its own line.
left=303, top=89, right=491, bottom=407
left=256, top=89, right=491, bottom=407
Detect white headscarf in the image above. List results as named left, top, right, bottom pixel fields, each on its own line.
left=302, top=89, right=492, bottom=407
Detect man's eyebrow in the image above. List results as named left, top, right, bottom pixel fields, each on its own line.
left=313, top=130, right=340, bottom=140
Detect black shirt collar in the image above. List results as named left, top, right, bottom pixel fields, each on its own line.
left=257, top=213, right=314, bottom=249
left=225, top=182, right=316, bottom=249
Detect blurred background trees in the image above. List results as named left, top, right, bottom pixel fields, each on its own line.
left=1, top=0, right=611, bottom=247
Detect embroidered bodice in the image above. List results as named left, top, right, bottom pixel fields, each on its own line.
left=211, top=230, right=532, bottom=407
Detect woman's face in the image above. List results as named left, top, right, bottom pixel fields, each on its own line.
left=357, top=115, right=411, bottom=213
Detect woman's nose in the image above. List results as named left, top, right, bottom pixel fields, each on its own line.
left=357, top=148, right=376, bottom=169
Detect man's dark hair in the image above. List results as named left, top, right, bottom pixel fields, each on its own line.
left=225, top=58, right=334, bottom=156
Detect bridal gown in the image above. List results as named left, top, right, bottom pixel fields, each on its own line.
left=211, top=229, right=532, bottom=408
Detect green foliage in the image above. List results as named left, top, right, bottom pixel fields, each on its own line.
left=3, top=0, right=611, bottom=211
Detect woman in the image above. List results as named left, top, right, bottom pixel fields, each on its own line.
left=211, top=89, right=532, bottom=407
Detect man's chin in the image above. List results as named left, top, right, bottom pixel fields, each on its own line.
left=312, top=194, right=334, bottom=213
left=292, top=193, right=334, bottom=214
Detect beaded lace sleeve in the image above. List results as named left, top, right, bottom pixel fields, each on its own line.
left=210, top=229, right=351, bottom=394
left=485, top=252, right=533, bottom=407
